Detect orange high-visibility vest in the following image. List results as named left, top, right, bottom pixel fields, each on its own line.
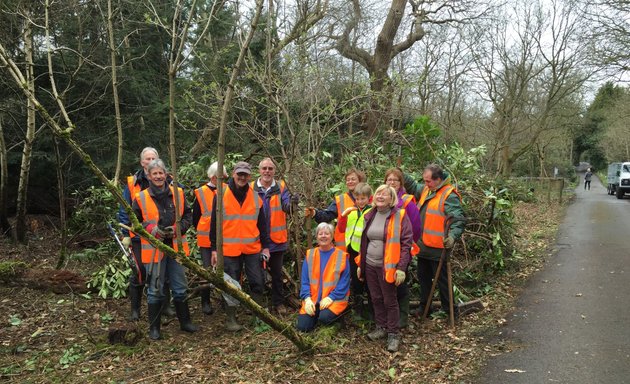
left=252, top=180, right=288, bottom=244
left=137, top=187, right=190, bottom=263
left=194, top=184, right=216, bottom=248
left=354, top=209, right=406, bottom=283
left=400, top=193, right=415, bottom=208
left=126, top=175, right=143, bottom=239
left=222, top=186, right=262, bottom=257
left=334, top=193, right=355, bottom=251
left=418, top=184, right=460, bottom=249
left=299, top=247, right=349, bottom=316
left=383, top=209, right=406, bottom=283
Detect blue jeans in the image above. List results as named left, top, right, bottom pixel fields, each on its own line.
left=145, top=256, right=188, bottom=304
left=296, top=307, right=339, bottom=332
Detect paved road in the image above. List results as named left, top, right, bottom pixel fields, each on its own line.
left=475, top=175, right=630, bottom=383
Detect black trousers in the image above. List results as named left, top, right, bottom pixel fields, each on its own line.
left=417, top=256, right=451, bottom=313
left=268, top=250, right=286, bottom=306
left=129, top=239, right=147, bottom=287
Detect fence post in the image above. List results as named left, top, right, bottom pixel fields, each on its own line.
left=547, top=178, right=552, bottom=204
left=558, top=178, right=564, bottom=203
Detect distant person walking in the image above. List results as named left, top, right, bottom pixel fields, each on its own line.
left=584, top=168, right=592, bottom=190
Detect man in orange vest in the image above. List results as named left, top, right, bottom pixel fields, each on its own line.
left=209, top=161, right=271, bottom=330
left=252, top=157, right=299, bottom=315
left=118, top=147, right=167, bottom=321
left=414, top=164, right=465, bottom=319
left=132, top=159, right=198, bottom=340
left=193, top=161, right=227, bottom=316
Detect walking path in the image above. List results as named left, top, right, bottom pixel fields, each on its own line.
left=475, top=175, right=630, bottom=383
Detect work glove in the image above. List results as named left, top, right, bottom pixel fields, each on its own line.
left=443, top=236, right=455, bottom=249
left=163, top=226, right=175, bottom=239
left=357, top=267, right=363, bottom=281
left=121, top=236, right=131, bottom=248
left=341, top=206, right=357, bottom=217
left=304, top=207, right=316, bottom=218
left=149, top=225, right=166, bottom=239
left=394, top=270, right=406, bottom=286
left=304, top=297, right=316, bottom=316
left=319, top=296, right=333, bottom=310
left=261, top=249, right=270, bottom=262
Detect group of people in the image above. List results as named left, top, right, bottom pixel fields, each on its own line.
left=118, top=147, right=465, bottom=353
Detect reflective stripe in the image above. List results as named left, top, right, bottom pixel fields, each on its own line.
left=427, top=208, right=445, bottom=216
left=198, top=188, right=212, bottom=217
left=424, top=228, right=444, bottom=236
left=271, top=225, right=286, bottom=232
left=270, top=206, right=282, bottom=212
left=390, top=210, right=401, bottom=243
left=385, top=263, right=398, bottom=269
left=223, top=236, right=260, bottom=244
left=197, top=230, right=209, bottom=237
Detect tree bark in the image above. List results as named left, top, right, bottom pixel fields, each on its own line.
left=107, top=0, right=123, bottom=184
left=0, top=118, right=11, bottom=237
left=15, top=15, right=36, bottom=243
left=53, top=137, right=68, bottom=269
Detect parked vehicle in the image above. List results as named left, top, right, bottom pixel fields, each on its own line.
left=606, top=162, right=630, bottom=198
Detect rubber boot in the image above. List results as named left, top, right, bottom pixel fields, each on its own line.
left=128, top=285, right=142, bottom=321
left=200, top=288, right=214, bottom=315
left=162, top=284, right=175, bottom=318
left=250, top=292, right=266, bottom=326
left=147, top=302, right=162, bottom=340
left=224, top=306, right=243, bottom=332
left=174, top=300, right=199, bottom=333
left=398, top=294, right=410, bottom=328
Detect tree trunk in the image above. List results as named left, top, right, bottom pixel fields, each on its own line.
left=107, top=0, right=123, bottom=184
left=54, top=137, right=68, bottom=269
left=16, top=17, right=36, bottom=243
left=0, top=118, right=11, bottom=237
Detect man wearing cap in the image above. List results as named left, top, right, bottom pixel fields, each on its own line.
left=209, top=161, right=271, bottom=330
left=252, top=157, right=299, bottom=315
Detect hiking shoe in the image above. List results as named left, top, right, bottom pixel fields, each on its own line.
left=387, top=333, right=401, bottom=352
left=367, top=327, right=387, bottom=341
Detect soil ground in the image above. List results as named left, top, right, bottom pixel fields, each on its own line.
left=0, top=200, right=565, bottom=383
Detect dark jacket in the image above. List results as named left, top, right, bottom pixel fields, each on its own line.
left=131, top=183, right=192, bottom=247
left=359, top=206, right=413, bottom=275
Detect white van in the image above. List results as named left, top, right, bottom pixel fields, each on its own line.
left=607, top=162, right=630, bottom=199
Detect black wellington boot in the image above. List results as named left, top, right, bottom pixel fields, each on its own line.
left=128, top=285, right=143, bottom=321
left=162, top=283, right=176, bottom=318
left=200, top=288, right=214, bottom=315
left=147, top=302, right=163, bottom=340
left=174, top=301, right=199, bottom=333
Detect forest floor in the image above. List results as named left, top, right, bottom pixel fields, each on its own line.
left=0, top=199, right=566, bottom=384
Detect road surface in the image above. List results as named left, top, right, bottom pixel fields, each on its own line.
left=475, top=175, right=630, bottom=383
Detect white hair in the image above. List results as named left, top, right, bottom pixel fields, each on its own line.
left=207, top=161, right=227, bottom=178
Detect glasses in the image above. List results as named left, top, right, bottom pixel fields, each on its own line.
left=386, top=178, right=401, bottom=183
left=260, top=167, right=275, bottom=171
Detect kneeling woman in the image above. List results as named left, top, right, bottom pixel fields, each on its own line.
left=132, top=159, right=198, bottom=340
left=297, top=222, right=350, bottom=332
left=358, top=185, right=412, bottom=352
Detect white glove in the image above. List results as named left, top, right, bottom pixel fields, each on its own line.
left=443, top=236, right=455, bottom=249
left=121, top=236, right=131, bottom=248
left=357, top=267, right=363, bottom=281
left=304, top=297, right=316, bottom=316
left=319, top=296, right=333, bottom=310
left=395, top=270, right=406, bottom=286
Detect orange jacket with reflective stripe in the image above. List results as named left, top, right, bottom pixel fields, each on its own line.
left=137, top=187, right=190, bottom=263
left=400, top=193, right=415, bottom=208
left=194, top=185, right=216, bottom=248
left=252, top=180, right=288, bottom=244
left=334, top=193, right=355, bottom=251
left=222, top=186, right=262, bottom=256
left=418, top=184, right=460, bottom=248
left=355, top=209, right=407, bottom=283
left=299, top=247, right=349, bottom=316
left=127, top=175, right=143, bottom=239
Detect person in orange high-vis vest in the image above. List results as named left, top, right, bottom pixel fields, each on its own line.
left=132, top=159, right=198, bottom=340
left=117, top=147, right=160, bottom=321
left=384, top=168, right=423, bottom=329
left=304, top=168, right=367, bottom=251
left=356, top=184, right=413, bottom=353
left=192, top=161, right=227, bottom=316
left=252, top=157, right=299, bottom=316
left=209, top=161, right=271, bottom=331
left=415, top=164, right=464, bottom=320
left=297, top=222, right=350, bottom=332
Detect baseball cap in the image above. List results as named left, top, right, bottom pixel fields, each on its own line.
left=233, top=161, right=252, bottom=174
